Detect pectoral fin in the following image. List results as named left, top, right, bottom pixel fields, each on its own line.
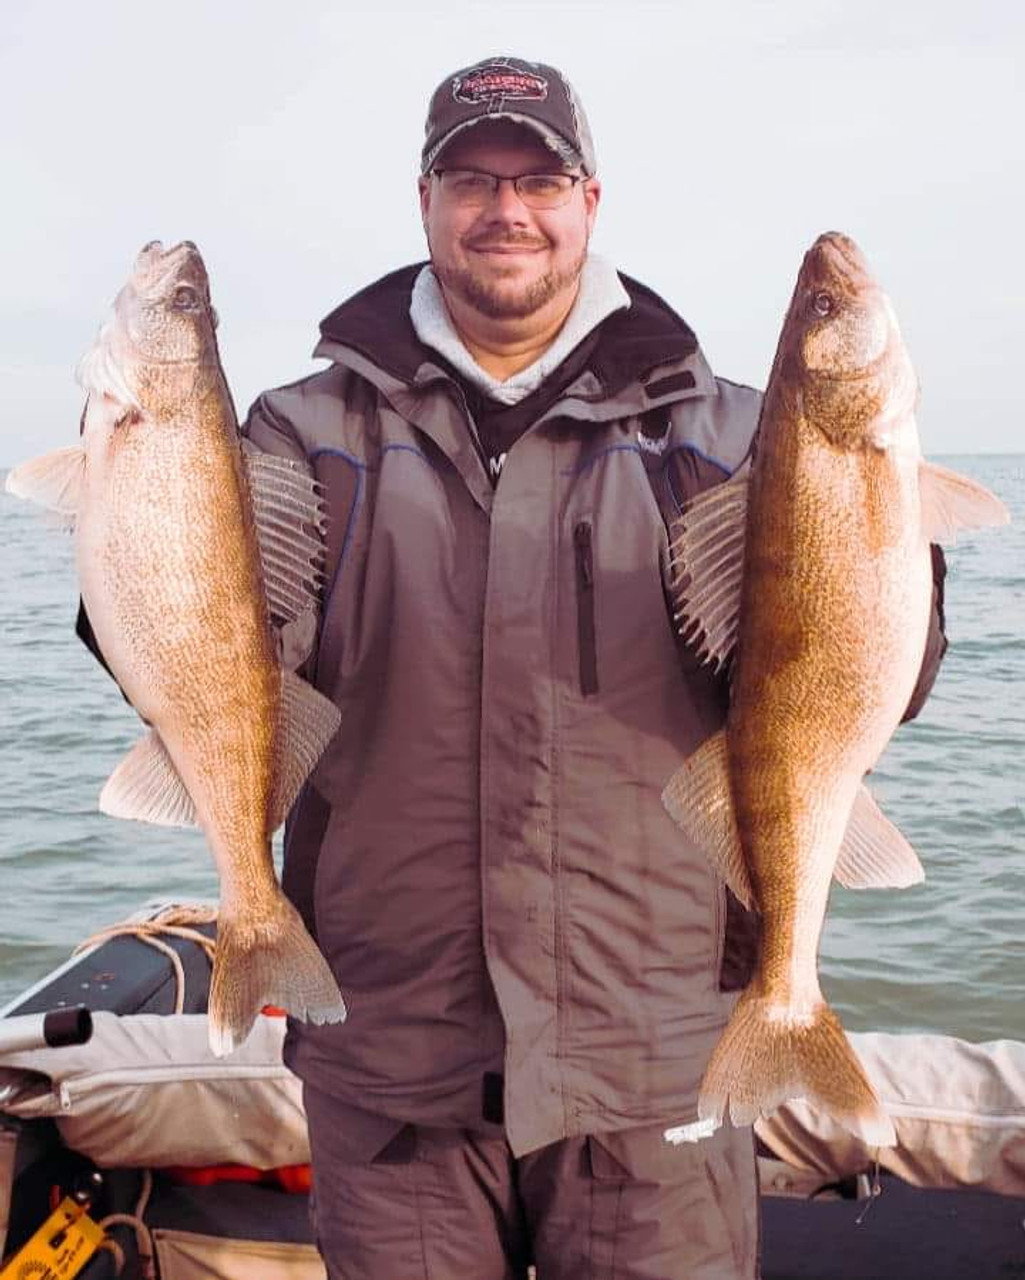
left=662, top=729, right=755, bottom=910
left=833, top=784, right=924, bottom=889
left=668, top=469, right=749, bottom=672
left=270, top=670, right=342, bottom=828
left=244, top=450, right=327, bottom=628
left=5, top=445, right=86, bottom=530
left=99, top=729, right=197, bottom=827
left=919, top=461, right=1009, bottom=543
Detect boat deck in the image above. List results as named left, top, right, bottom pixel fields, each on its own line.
left=3, top=921, right=1023, bottom=1278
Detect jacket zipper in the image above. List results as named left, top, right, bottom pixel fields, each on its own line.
left=573, top=521, right=599, bottom=696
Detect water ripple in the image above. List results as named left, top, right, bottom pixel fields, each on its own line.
left=1, top=458, right=1022, bottom=1045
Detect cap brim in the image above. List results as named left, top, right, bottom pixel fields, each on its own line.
left=422, top=113, right=586, bottom=175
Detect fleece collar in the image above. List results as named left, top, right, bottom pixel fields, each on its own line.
left=409, top=255, right=631, bottom=405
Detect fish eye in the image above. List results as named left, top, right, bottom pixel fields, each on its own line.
left=172, top=284, right=201, bottom=311
left=812, top=291, right=834, bottom=317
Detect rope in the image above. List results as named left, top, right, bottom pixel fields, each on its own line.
left=98, top=1170, right=156, bottom=1279
left=73, top=904, right=217, bottom=1014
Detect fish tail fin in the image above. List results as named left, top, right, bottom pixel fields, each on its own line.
left=208, top=895, right=347, bottom=1056
left=699, top=991, right=896, bottom=1147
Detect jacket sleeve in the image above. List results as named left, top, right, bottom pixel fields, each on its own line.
left=75, top=599, right=135, bottom=707
left=901, top=544, right=949, bottom=722
left=241, top=390, right=311, bottom=463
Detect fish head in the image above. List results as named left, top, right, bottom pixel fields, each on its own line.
left=775, top=232, right=919, bottom=455
left=78, top=240, right=220, bottom=419
left=115, top=239, right=218, bottom=366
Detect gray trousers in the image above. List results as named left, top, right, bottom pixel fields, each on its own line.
left=304, top=1084, right=760, bottom=1279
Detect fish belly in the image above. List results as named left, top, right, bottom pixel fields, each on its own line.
left=699, top=426, right=930, bottom=1145
left=77, top=405, right=279, bottom=870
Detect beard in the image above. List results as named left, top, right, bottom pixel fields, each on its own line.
left=433, top=239, right=587, bottom=321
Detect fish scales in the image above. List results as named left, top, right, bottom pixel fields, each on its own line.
left=85, top=390, right=278, bottom=873
left=663, top=231, right=1009, bottom=1145
left=6, top=241, right=346, bottom=1053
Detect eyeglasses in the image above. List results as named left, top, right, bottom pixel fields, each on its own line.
left=431, top=168, right=583, bottom=210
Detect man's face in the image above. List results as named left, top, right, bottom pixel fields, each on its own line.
left=418, top=121, right=601, bottom=324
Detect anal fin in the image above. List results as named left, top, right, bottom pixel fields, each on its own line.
left=99, top=729, right=197, bottom=827
left=834, top=784, right=924, bottom=889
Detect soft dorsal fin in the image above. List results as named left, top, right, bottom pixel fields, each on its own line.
left=243, top=450, right=327, bottom=627
left=919, top=461, right=1009, bottom=544
left=270, top=670, right=342, bottom=828
left=668, top=469, right=749, bottom=672
left=662, top=729, right=755, bottom=910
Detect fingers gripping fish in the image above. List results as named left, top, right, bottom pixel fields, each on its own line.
left=6, top=241, right=347, bottom=1055
left=663, top=232, right=1009, bottom=1146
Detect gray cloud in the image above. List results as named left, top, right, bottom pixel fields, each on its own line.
left=2, top=0, right=1021, bottom=463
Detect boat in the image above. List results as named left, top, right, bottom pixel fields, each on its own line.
left=1, top=902, right=1023, bottom=1279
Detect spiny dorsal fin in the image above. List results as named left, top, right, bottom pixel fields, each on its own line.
left=668, top=470, right=749, bottom=672
left=244, top=450, right=327, bottom=627
left=919, top=461, right=1009, bottom=544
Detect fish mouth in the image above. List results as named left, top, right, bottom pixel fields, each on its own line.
left=132, top=239, right=208, bottom=294
left=808, top=232, right=873, bottom=289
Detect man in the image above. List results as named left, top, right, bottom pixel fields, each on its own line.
left=241, top=56, right=947, bottom=1280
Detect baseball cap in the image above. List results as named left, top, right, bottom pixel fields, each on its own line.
left=421, top=56, right=596, bottom=176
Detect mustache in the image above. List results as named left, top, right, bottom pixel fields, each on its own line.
left=465, top=234, right=550, bottom=251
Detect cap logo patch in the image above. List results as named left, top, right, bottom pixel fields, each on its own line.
left=453, top=65, right=549, bottom=106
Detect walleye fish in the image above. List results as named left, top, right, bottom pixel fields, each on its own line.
left=663, top=232, right=1008, bottom=1145
left=6, top=240, right=346, bottom=1055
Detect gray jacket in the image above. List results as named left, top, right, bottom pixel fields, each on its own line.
left=240, top=264, right=946, bottom=1157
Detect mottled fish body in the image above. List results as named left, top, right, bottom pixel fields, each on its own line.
left=7, top=241, right=346, bottom=1054
left=664, top=232, right=1008, bottom=1145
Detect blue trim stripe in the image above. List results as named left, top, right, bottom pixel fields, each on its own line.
left=662, top=443, right=733, bottom=516
left=381, top=443, right=428, bottom=462
left=309, top=447, right=366, bottom=620
left=663, top=442, right=733, bottom=476
left=564, top=440, right=733, bottom=480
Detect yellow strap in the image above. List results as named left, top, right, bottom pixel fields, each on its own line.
left=0, top=1197, right=104, bottom=1280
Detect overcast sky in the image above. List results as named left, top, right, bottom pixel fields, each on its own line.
left=2, top=0, right=1021, bottom=465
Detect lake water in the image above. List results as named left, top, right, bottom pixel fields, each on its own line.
left=0, top=455, right=1021, bottom=1042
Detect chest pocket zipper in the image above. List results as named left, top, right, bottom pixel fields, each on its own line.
left=573, top=521, right=599, bottom=696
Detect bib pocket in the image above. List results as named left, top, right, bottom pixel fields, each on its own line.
left=573, top=520, right=599, bottom=696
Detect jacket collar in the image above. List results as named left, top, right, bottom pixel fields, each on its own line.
left=314, top=261, right=712, bottom=416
